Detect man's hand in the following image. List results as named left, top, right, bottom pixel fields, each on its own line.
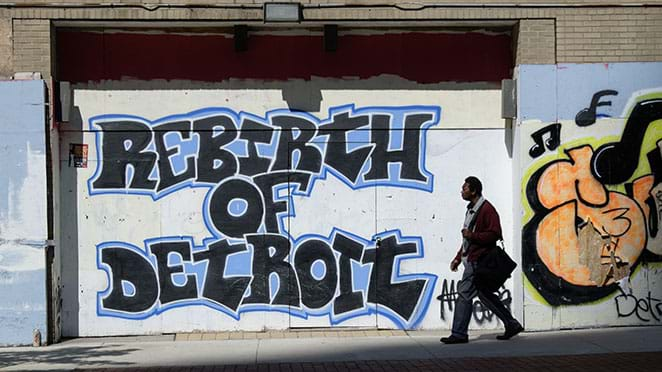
left=461, top=228, right=473, bottom=240
left=450, top=258, right=460, bottom=272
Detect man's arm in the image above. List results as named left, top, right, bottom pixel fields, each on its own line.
left=451, top=248, right=462, bottom=271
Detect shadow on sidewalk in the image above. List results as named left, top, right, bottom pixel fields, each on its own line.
left=72, top=352, right=662, bottom=372
left=0, top=345, right=140, bottom=369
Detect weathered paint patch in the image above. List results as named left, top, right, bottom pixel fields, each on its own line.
left=0, top=80, right=47, bottom=346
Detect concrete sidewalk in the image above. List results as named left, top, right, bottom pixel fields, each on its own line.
left=1, top=326, right=661, bottom=371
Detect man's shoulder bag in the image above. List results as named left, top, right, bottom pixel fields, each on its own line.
left=474, top=240, right=517, bottom=293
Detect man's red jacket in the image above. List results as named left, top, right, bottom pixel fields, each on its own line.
left=453, top=199, right=503, bottom=263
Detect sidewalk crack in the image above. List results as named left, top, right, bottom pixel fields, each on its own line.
left=405, top=330, right=438, bottom=360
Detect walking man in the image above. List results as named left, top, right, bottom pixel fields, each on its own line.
left=441, top=176, right=523, bottom=344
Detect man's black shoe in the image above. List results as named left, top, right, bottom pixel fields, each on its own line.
left=440, top=335, right=468, bottom=344
left=496, top=324, right=524, bottom=340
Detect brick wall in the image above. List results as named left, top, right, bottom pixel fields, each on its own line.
left=517, top=19, right=556, bottom=65
left=12, top=19, right=51, bottom=77
left=3, top=3, right=662, bottom=78
left=0, top=17, right=12, bottom=78
left=556, top=7, right=662, bottom=63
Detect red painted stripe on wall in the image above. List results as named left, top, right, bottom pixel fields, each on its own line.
left=56, top=30, right=513, bottom=83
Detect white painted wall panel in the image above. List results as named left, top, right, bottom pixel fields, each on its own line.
left=60, top=82, right=512, bottom=336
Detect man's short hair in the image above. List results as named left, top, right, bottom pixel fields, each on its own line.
left=465, top=176, right=483, bottom=196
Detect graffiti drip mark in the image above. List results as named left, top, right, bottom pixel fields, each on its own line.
left=575, top=90, right=618, bottom=127
left=529, top=123, right=561, bottom=158
left=591, top=99, right=662, bottom=185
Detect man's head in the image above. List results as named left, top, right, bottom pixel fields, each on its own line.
left=461, top=176, right=482, bottom=201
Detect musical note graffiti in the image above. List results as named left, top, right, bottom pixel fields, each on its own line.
left=575, top=90, right=618, bottom=127
left=529, top=123, right=561, bottom=158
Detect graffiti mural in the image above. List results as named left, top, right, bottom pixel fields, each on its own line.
left=522, top=90, right=662, bottom=306
left=88, top=104, right=440, bottom=328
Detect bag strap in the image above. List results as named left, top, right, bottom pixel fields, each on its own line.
left=467, top=200, right=486, bottom=231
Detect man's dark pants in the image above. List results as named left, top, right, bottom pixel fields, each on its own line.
left=451, top=260, right=519, bottom=339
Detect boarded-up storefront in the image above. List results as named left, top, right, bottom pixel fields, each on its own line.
left=56, top=28, right=515, bottom=336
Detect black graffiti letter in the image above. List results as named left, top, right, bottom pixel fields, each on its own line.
left=208, top=178, right=264, bottom=239
left=615, top=288, right=637, bottom=318
left=238, top=119, right=273, bottom=176
left=575, top=90, right=618, bottom=127
left=153, top=121, right=195, bottom=192
left=318, top=112, right=371, bottom=183
left=100, top=247, right=159, bottom=313
left=92, top=121, right=157, bottom=190
left=243, top=234, right=300, bottom=306
left=194, top=115, right=239, bottom=184
left=364, top=114, right=431, bottom=182
left=332, top=233, right=365, bottom=315
left=363, top=236, right=427, bottom=321
left=271, top=115, right=322, bottom=177
left=592, top=99, right=662, bottom=184
left=529, top=123, right=561, bottom=158
left=437, top=279, right=457, bottom=321
left=295, top=239, right=338, bottom=309
left=254, top=171, right=312, bottom=233
left=194, top=240, right=250, bottom=311
left=150, top=241, right=198, bottom=305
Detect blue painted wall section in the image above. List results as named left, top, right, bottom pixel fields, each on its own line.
left=519, top=63, right=662, bottom=123
left=0, top=80, right=47, bottom=346
left=90, top=105, right=440, bottom=328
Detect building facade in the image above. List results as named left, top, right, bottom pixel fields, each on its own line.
left=1, top=1, right=661, bottom=345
